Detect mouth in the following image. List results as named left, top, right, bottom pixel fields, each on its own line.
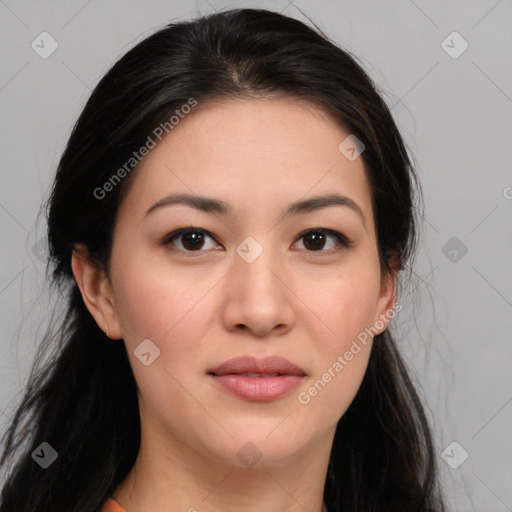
left=208, top=355, right=306, bottom=377
left=209, top=372, right=294, bottom=377
left=207, top=355, right=306, bottom=402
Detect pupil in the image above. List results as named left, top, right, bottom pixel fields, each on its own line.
left=182, top=231, right=204, bottom=250
left=305, top=232, right=324, bottom=251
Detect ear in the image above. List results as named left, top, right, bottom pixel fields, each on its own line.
left=71, top=243, right=123, bottom=339
left=373, top=251, right=400, bottom=335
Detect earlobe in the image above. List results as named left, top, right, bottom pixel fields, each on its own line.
left=71, top=243, right=122, bottom=339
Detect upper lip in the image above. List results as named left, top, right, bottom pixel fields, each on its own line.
left=208, top=356, right=306, bottom=376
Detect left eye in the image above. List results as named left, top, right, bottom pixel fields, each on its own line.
left=294, top=228, right=351, bottom=253
left=163, top=228, right=351, bottom=254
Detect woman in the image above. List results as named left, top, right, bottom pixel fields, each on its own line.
left=0, top=8, right=445, bottom=512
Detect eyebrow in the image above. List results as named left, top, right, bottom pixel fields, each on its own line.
left=144, top=192, right=366, bottom=228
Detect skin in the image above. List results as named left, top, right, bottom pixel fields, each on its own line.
left=72, top=97, right=397, bottom=512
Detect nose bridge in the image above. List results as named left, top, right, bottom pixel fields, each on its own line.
left=234, top=234, right=282, bottom=296
left=225, top=233, right=294, bottom=335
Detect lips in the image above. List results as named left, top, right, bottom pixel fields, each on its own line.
left=208, top=355, right=306, bottom=402
left=208, top=355, right=306, bottom=377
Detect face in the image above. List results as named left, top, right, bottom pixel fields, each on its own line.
left=77, top=97, right=396, bottom=469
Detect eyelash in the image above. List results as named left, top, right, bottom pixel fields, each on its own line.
left=162, top=227, right=353, bottom=256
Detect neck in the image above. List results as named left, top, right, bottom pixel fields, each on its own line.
left=112, top=420, right=335, bottom=512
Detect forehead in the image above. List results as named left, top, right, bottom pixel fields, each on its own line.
left=119, top=97, right=373, bottom=225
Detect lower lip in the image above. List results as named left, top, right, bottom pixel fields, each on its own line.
left=209, top=374, right=304, bottom=402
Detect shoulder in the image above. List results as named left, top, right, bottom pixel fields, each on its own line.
left=97, top=497, right=126, bottom=512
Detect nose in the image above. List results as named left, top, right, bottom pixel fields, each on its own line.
left=221, top=244, right=296, bottom=338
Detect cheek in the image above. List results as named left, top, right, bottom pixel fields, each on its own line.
left=111, top=252, right=218, bottom=365
left=311, top=260, right=382, bottom=349
left=111, top=242, right=195, bottom=335
left=299, top=343, right=371, bottom=430
left=110, top=261, right=214, bottom=420
left=297, top=262, right=380, bottom=421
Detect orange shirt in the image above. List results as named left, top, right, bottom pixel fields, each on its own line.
left=102, top=497, right=126, bottom=512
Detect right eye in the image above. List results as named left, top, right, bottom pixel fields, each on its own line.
left=163, top=228, right=222, bottom=254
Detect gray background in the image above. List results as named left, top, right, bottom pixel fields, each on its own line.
left=1, top=0, right=511, bottom=510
